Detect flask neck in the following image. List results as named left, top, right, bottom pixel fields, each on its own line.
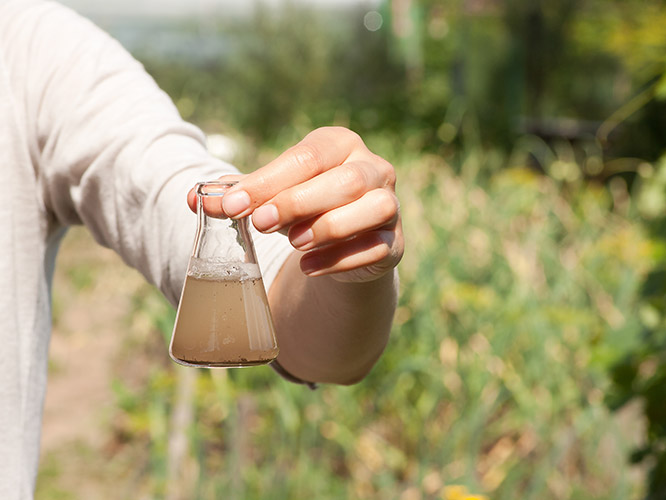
left=193, top=180, right=258, bottom=265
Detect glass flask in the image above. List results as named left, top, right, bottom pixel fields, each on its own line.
left=169, top=180, right=279, bottom=368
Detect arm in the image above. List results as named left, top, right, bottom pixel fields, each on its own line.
left=190, top=127, right=404, bottom=384
left=14, top=2, right=401, bottom=384
left=7, top=0, right=241, bottom=305
left=269, top=252, right=398, bottom=385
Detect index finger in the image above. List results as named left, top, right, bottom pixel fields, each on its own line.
left=186, top=174, right=243, bottom=215
left=221, top=127, right=365, bottom=218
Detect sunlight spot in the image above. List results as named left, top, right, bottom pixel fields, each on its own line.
left=363, top=10, right=383, bottom=31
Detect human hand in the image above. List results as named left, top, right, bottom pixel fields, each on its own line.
left=188, top=127, right=403, bottom=283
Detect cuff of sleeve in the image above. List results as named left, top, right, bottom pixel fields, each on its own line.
left=270, top=360, right=318, bottom=390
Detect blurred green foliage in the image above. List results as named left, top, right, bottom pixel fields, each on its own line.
left=141, top=0, right=666, bottom=160
left=104, top=149, right=651, bottom=499
left=607, top=156, right=666, bottom=500
left=137, top=1, right=666, bottom=497
left=142, top=4, right=408, bottom=149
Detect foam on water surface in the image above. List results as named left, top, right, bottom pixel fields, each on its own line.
left=187, top=257, right=262, bottom=281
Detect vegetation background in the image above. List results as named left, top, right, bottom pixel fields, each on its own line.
left=37, top=0, right=666, bottom=499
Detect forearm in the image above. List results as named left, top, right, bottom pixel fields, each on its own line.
left=268, top=252, right=398, bottom=385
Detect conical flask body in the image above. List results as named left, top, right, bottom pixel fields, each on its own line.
left=169, top=181, right=279, bottom=368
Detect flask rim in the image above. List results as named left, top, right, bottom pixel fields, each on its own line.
left=196, top=179, right=239, bottom=197
left=196, top=180, right=239, bottom=220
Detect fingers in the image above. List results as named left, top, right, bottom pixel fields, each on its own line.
left=299, top=225, right=404, bottom=281
left=250, top=159, right=394, bottom=233
left=293, top=189, right=403, bottom=281
left=183, top=126, right=404, bottom=282
left=287, top=188, right=400, bottom=251
left=221, top=127, right=366, bottom=218
left=187, top=174, right=243, bottom=215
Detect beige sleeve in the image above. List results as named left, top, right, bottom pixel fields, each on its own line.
left=1, top=0, right=293, bottom=305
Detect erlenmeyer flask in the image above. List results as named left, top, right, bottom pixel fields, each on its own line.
left=169, top=180, right=279, bottom=368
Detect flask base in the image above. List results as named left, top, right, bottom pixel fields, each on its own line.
left=169, top=354, right=278, bottom=369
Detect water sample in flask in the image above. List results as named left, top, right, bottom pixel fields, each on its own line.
left=169, top=180, right=279, bottom=368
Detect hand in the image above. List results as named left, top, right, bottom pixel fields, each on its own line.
left=189, top=127, right=403, bottom=283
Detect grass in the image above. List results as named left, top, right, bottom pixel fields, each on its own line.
left=38, top=145, right=651, bottom=499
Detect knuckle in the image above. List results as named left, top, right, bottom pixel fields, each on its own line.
left=289, top=143, right=324, bottom=176
left=371, top=233, right=392, bottom=261
left=279, top=188, right=309, bottom=218
left=325, top=212, right=347, bottom=240
left=320, top=125, right=361, bottom=141
left=343, top=127, right=364, bottom=145
left=379, top=159, right=397, bottom=188
left=337, top=165, right=368, bottom=198
left=312, top=126, right=365, bottom=153
left=374, top=189, right=400, bottom=223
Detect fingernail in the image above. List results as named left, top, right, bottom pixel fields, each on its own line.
left=300, top=254, right=320, bottom=275
left=252, top=204, right=279, bottom=231
left=290, top=228, right=314, bottom=249
left=222, top=190, right=250, bottom=217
